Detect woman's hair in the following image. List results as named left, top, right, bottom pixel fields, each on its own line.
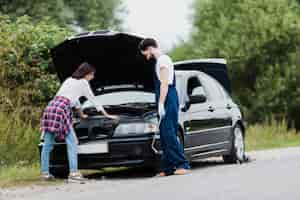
left=72, top=62, right=96, bottom=79
left=138, top=38, right=158, bottom=51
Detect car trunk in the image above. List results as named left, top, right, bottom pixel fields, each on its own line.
left=174, top=59, right=232, bottom=94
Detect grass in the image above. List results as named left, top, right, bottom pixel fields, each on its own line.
left=246, top=119, right=300, bottom=151
left=0, top=163, right=62, bottom=188
left=0, top=107, right=40, bottom=166
left=0, top=165, right=128, bottom=188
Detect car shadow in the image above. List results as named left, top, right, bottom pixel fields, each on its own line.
left=84, top=158, right=241, bottom=180
left=84, top=166, right=156, bottom=180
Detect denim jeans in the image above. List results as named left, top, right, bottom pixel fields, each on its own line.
left=41, top=128, right=78, bottom=174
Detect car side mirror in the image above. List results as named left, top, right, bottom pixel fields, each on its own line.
left=189, top=94, right=207, bottom=104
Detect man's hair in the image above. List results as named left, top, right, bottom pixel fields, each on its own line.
left=72, top=62, right=96, bottom=79
left=138, top=38, right=158, bottom=51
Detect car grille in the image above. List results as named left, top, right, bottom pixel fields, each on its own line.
left=74, top=118, right=118, bottom=140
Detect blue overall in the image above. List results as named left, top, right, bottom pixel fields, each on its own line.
left=155, top=71, right=190, bottom=175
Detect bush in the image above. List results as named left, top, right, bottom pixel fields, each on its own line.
left=0, top=15, right=71, bottom=107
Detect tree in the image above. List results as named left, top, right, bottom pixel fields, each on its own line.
left=0, top=15, right=71, bottom=110
left=0, top=0, right=123, bottom=30
left=171, top=0, right=300, bottom=128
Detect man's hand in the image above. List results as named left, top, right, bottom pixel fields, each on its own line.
left=80, top=113, right=88, bottom=119
left=158, top=103, right=166, bottom=119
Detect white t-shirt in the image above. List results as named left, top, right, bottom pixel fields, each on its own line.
left=55, top=77, right=104, bottom=112
left=155, top=54, right=174, bottom=84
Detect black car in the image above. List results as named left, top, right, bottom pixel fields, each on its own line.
left=40, top=31, right=246, bottom=176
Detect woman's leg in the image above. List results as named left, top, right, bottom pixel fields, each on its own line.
left=65, top=128, right=78, bottom=173
left=41, top=132, right=55, bottom=174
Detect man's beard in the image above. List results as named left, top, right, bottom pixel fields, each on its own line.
left=149, top=54, right=156, bottom=63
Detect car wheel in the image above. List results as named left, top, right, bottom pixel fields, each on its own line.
left=50, top=167, right=69, bottom=178
left=223, top=124, right=245, bottom=164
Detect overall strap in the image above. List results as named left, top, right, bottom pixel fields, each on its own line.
left=169, top=72, right=176, bottom=87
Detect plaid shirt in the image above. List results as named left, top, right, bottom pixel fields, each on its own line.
left=41, top=96, right=73, bottom=141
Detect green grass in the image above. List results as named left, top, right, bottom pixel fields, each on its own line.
left=246, top=120, right=300, bottom=151
left=0, top=163, right=62, bottom=188
left=0, top=107, right=40, bottom=166
left=0, top=165, right=128, bottom=188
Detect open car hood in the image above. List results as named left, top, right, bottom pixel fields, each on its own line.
left=51, top=31, right=231, bottom=94
left=174, top=59, right=232, bottom=94
left=51, top=31, right=155, bottom=92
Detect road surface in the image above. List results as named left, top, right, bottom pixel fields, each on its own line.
left=1, top=147, right=300, bottom=200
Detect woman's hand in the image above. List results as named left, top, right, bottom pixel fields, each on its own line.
left=80, top=113, right=88, bottom=119
left=101, top=109, right=119, bottom=120
left=75, top=108, right=88, bottom=119
left=105, top=114, right=119, bottom=120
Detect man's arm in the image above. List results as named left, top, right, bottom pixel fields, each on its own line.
left=159, top=67, right=169, bottom=105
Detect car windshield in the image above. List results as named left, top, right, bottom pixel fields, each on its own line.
left=82, top=91, right=155, bottom=108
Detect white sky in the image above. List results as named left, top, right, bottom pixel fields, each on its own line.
left=123, top=0, right=194, bottom=52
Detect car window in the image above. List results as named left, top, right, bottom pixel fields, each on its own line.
left=191, top=86, right=205, bottom=96
left=187, top=76, right=203, bottom=96
left=199, top=74, right=225, bottom=101
left=216, top=82, right=231, bottom=100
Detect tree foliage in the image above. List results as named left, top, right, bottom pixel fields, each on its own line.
left=0, top=0, right=123, bottom=30
left=171, top=0, right=300, bottom=129
left=0, top=15, right=71, bottom=113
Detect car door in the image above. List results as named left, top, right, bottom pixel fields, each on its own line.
left=198, top=74, right=233, bottom=149
left=183, top=76, right=216, bottom=153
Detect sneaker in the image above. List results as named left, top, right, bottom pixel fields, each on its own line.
left=67, top=172, right=87, bottom=184
left=41, top=173, right=55, bottom=181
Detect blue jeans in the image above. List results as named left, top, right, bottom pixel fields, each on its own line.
left=41, top=128, right=78, bottom=174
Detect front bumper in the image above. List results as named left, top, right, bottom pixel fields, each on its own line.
left=39, top=135, right=161, bottom=170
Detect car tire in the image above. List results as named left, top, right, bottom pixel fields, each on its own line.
left=50, top=167, right=69, bottom=178
left=223, top=124, right=245, bottom=164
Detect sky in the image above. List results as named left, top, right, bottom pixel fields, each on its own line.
left=123, top=0, right=194, bottom=52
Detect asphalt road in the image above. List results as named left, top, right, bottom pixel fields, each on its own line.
left=2, top=147, right=300, bottom=200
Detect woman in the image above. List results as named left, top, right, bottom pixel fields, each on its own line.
left=41, top=62, right=117, bottom=183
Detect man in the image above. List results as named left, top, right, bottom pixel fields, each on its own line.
left=139, top=38, right=190, bottom=176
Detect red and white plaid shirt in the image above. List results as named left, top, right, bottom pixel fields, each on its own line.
left=41, top=96, right=73, bottom=141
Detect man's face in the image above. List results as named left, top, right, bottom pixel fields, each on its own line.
left=141, top=48, right=153, bottom=60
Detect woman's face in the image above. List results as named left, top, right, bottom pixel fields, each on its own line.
left=84, top=72, right=95, bottom=81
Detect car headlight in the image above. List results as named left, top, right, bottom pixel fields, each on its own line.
left=114, top=121, right=159, bottom=135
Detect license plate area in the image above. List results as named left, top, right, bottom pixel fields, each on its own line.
left=78, top=142, right=108, bottom=154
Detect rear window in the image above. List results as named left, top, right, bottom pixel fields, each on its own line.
left=200, top=74, right=225, bottom=101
